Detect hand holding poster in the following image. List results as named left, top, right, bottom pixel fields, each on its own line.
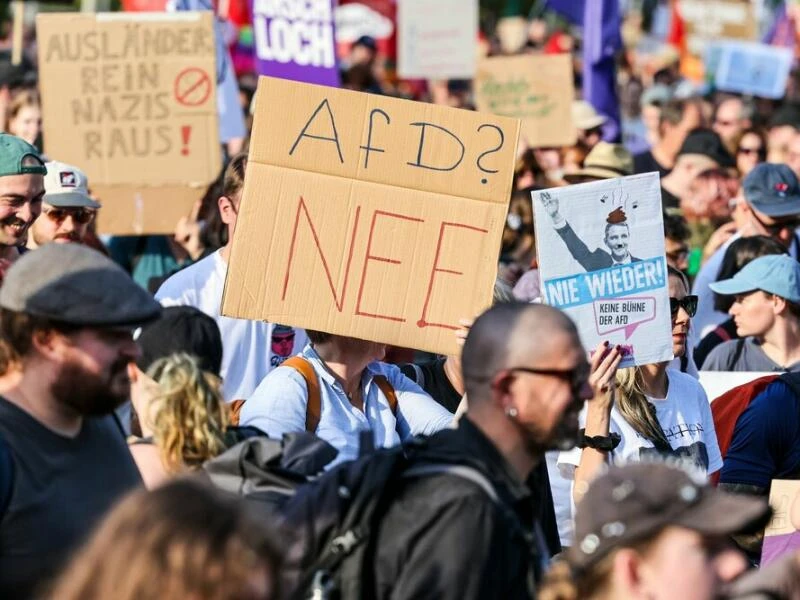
left=532, top=173, right=672, bottom=367
left=36, top=12, right=221, bottom=234
left=474, top=54, right=575, bottom=148
left=221, top=77, right=519, bottom=356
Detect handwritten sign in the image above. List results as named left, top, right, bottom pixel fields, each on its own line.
left=36, top=12, right=221, bottom=234
left=681, top=0, right=755, bottom=56
left=763, top=479, right=800, bottom=566
left=474, top=54, right=575, bottom=148
left=532, top=173, right=672, bottom=368
left=221, top=76, right=519, bottom=356
left=397, top=0, right=477, bottom=79
left=252, top=0, right=339, bottom=87
left=714, top=42, right=793, bottom=99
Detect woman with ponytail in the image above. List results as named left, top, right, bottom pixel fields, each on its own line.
left=558, top=267, right=723, bottom=512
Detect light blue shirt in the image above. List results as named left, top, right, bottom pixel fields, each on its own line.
left=241, top=344, right=453, bottom=466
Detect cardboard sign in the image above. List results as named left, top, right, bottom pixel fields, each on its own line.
left=397, top=0, right=477, bottom=79
left=37, top=12, right=221, bottom=234
left=221, top=76, right=519, bottom=356
left=763, top=479, right=800, bottom=566
left=474, top=54, right=575, bottom=149
left=251, top=0, right=339, bottom=87
left=714, top=42, right=793, bottom=99
left=681, top=0, right=756, bottom=56
left=532, top=173, right=671, bottom=368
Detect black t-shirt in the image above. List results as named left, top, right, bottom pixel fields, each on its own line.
left=0, top=398, right=142, bottom=599
left=633, top=150, right=671, bottom=178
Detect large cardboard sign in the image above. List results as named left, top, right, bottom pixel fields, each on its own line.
left=681, top=0, right=756, bottom=56
left=222, top=77, right=519, bottom=356
left=763, top=479, right=800, bottom=566
left=714, top=42, right=793, bottom=99
left=532, top=173, right=672, bottom=368
left=397, top=0, right=477, bottom=80
left=474, top=54, right=575, bottom=149
left=251, top=0, right=339, bottom=87
left=37, top=12, right=221, bottom=234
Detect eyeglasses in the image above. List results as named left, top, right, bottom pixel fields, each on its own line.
left=665, top=247, right=689, bottom=263
left=670, top=295, right=698, bottom=318
left=43, top=207, right=96, bottom=225
left=749, top=210, right=800, bottom=237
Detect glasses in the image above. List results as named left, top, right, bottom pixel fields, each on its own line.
left=43, top=207, right=96, bottom=225
left=737, top=146, right=763, bottom=156
left=670, top=295, right=698, bottom=317
left=665, top=246, right=689, bottom=263
left=489, top=365, right=589, bottom=395
left=750, top=210, right=800, bottom=237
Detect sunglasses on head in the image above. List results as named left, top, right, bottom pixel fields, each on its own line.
left=670, top=295, right=698, bottom=318
left=43, top=207, right=96, bottom=225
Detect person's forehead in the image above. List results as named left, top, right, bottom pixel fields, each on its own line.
left=607, top=223, right=628, bottom=233
left=718, top=99, right=741, bottom=118
left=0, top=173, right=44, bottom=198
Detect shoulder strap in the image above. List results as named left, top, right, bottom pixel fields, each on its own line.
left=282, top=356, right=321, bottom=433
left=373, top=375, right=397, bottom=416
left=403, top=463, right=498, bottom=502
left=731, top=337, right=747, bottom=368
left=229, top=399, right=246, bottom=426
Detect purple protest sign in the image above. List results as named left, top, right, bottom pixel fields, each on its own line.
left=252, top=0, right=340, bottom=87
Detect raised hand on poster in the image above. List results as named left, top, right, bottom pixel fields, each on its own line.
left=541, top=192, right=566, bottom=228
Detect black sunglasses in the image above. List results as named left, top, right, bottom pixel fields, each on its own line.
left=670, top=295, right=698, bottom=317
left=43, top=207, right=96, bottom=225
left=502, top=366, right=589, bottom=394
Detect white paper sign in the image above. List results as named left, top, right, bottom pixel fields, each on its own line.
left=397, top=0, right=477, bottom=79
left=532, top=173, right=672, bottom=368
left=714, top=42, right=793, bottom=100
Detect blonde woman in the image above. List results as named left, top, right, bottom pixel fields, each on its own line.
left=6, top=89, right=41, bottom=147
left=558, top=267, right=723, bottom=511
left=46, top=478, right=280, bottom=600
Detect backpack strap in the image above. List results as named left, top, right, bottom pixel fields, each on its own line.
left=373, top=375, right=397, bottom=417
left=403, top=464, right=498, bottom=502
left=281, top=357, right=322, bottom=433
left=229, top=399, right=246, bottom=426
left=731, top=337, right=747, bottom=368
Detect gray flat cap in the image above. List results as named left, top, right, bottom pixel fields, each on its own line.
left=0, top=243, right=161, bottom=327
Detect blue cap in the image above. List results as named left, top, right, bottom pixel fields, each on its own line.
left=743, top=163, right=800, bottom=218
left=709, top=254, right=800, bottom=302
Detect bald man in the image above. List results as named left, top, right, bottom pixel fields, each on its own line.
left=367, top=303, right=592, bottom=599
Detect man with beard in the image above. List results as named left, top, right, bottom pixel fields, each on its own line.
left=0, top=243, right=161, bottom=599
left=27, top=161, right=100, bottom=248
left=0, top=134, right=46, bottom=280
left=369, top=303, right=591, bottom=599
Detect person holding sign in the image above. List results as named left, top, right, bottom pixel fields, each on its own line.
left=559, top=267, right=723, bottom=511
left=542, top=192, right=641, bottom=272
left=240, top=331, right=453, bottom=467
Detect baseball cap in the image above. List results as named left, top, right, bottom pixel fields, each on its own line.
left=0, top=134, right=46, bottom=178
left=709, top=254, right=800, bottom=303
left=353, top=35, right=377, bottom=51
left=570, top=462, right=771, bottom=571
left=42, top=161, right=100, bottom=209
left=743, top=163, right=800, bottom=218
left=0, top=243, right=161, bottom=328
left=135, top=306, right=223, bottom=376
left=677, top=128, right=735, bottom=169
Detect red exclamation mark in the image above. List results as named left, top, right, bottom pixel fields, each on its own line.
left=181, top=126, right=191, bottom=156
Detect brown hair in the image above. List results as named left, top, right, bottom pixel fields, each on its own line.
left=0, top=308, right=81, bottom=375
left=147, top=353, right=229, bottom=474
left=306, top=330, right=333, bottom=345
left=5, top=88, right=40, bottom=131
left=223, top=153, right=248, bottom=201
left=46, top=478, right=280, bottom=600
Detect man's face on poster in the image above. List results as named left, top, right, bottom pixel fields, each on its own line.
left=604, top=223, right=630, bottom=262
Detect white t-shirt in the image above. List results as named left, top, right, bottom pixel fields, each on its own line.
left=554, top=369, right=722, bottom=546
left=155, top=250, right=308, bottom=401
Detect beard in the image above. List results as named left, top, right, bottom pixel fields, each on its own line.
left=51, top=357, right=131, bottom=417
left=525, top=398, right=583, bottom=454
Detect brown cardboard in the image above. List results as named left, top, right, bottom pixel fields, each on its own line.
left=474, top=54, right=575, bottom=149
left=36, top=11, right=221, bottom=234
left=222, top=76, right=519, bottom=356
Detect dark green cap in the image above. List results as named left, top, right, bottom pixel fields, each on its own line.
left=0, top=134, right=46, bottom=177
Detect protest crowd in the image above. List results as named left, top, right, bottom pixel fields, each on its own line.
left=10, top=0, right=800, bottom=598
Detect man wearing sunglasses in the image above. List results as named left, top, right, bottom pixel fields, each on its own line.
left=27, top=161, right=98, bottom=249
left=693, top=164, right=800, bottom=339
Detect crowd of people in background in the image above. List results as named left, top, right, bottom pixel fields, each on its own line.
left=5, top=1, right=800, bottom=599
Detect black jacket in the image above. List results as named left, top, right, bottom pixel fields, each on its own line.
left=371, top=418, right=545, bottom=600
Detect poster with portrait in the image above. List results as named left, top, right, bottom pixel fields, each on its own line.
left=532, top=173, right=672, bottom=368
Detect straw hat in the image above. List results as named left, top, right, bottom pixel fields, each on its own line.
left=572, top=100, right=608, bottom=131
left=564, top=142, right=634, bottom=183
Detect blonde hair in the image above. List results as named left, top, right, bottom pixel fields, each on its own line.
left=147, top=353, right=229, bottom=474
left=6, top=89, right=40, bottom=130
left=46, top=478, right=280, bottom=600
left=614, top=367, right=672, bottom=451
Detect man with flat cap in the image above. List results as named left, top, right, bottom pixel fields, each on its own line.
left=0, top=243, right=161, bottom=598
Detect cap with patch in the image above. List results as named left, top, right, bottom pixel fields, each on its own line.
left=43, top=161, right=100, bottom=209
left=569, top=462, right=771, bottom=571
left=743, top=163, right=800, bottom=218
left=0, top=134, right=46, bottom=178
left=0, top=243, right=161, bottom=328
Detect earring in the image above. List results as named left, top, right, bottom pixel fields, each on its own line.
left=505, top=406, right=518, bottom=418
